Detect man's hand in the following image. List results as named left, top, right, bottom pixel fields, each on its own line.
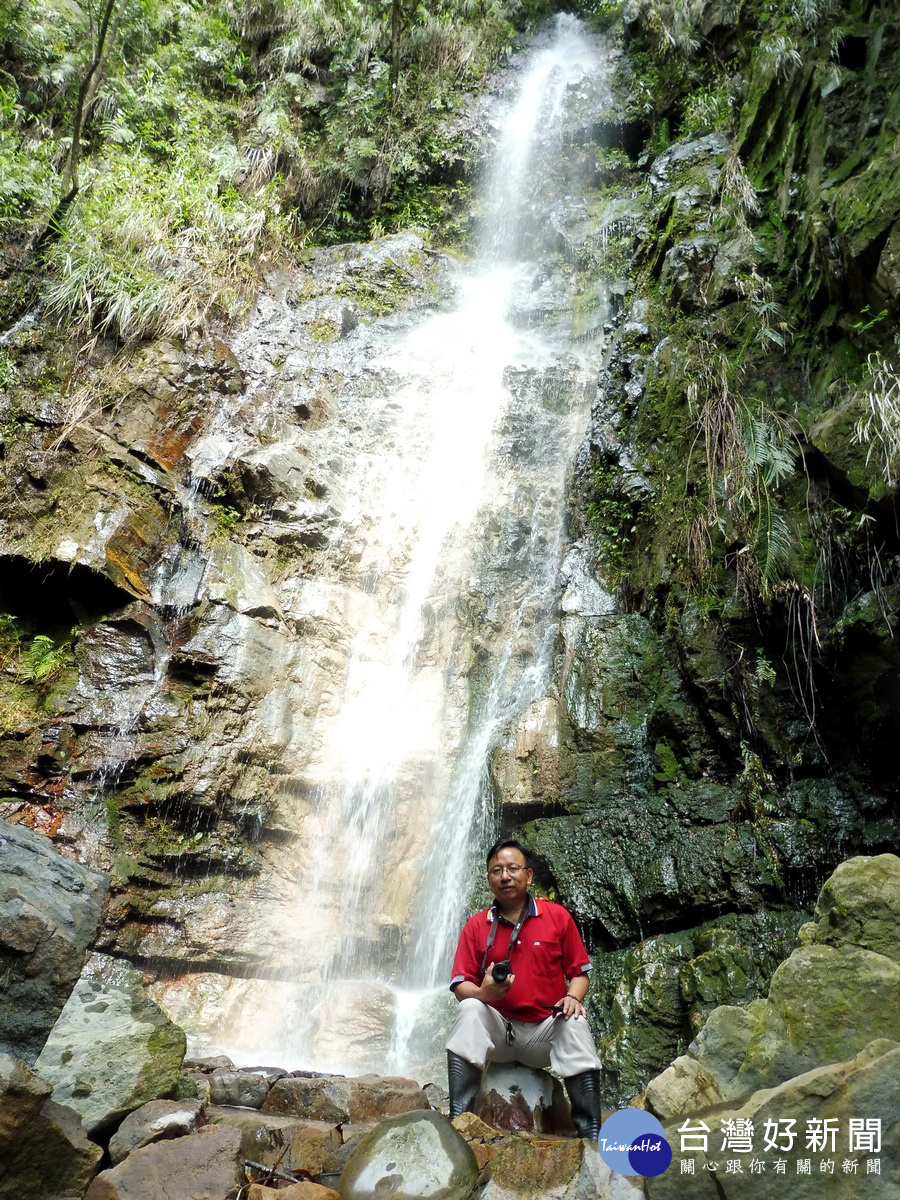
left=555, top=994, right=586, bottom=1020
left=478, top=963, right=514, bottom=1005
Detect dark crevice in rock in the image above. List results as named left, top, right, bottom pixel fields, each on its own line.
left=832, top=34, right=869, bottom=71
left=0, top=555, right=132, bottom=629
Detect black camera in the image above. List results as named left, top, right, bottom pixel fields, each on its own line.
left=492, top=960, right=512, bottom=983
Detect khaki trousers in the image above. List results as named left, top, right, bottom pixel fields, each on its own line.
left=446, top=997, right=602, bottom=1077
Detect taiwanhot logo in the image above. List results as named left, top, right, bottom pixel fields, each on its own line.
left=597, top=1108, right=672, bottom=1177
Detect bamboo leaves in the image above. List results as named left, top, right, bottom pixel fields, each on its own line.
left=852, top=345, right=900, bottom=487
left=686, top=338, right=800, bottom=595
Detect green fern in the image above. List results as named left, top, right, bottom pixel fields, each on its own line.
left=19, top=634, right=71, bottom=683
left=752, top=502, right=791, bottom=586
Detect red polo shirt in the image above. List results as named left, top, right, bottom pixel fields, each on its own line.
left=449, top=895, right=592, bottom=1023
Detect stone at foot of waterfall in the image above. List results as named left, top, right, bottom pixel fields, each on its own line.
left=645, top=1039, right=900, bottom=1200
left=472, top=1137, right=643, bottom=1200
left=35, top=953, right=186, bottom=1138
left=84, top=1125, right=242, bottom=1200
left=0, top=1051, right=102, bottom=1200
left=477, top=1063, right=575, bottom=1134
left=108, top=1098, right=206, bottom=1165
left=207, top=1066, right=287, bottom=1108
left=183, top=1054, right=235, bottom=1073
left=478, top=1137, right=583, bottom=1200
left=0, top=818, right=109, bottom=1064
left=248, top=1183, right=340, bottom=1200
left=451, top=1111, right=509, bottom=1169
left=261, top=1073, right=429, bottom=1124
left=206, top=1106, right=343, bottom=1176
left=338, top=1109, right=479, bottom=1200
left=451, top=1118, right=644, bottom=1200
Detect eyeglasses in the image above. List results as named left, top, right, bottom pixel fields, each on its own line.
left=488, top=864, right=527, bottom=878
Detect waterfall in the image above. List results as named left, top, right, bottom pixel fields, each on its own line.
left=196, top=15, right=612, bottom=1077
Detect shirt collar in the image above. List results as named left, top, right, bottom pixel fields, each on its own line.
left=487, top=893, right=539, bottom=924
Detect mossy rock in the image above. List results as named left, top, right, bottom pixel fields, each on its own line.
left=810, top=853, right=900, bottom=963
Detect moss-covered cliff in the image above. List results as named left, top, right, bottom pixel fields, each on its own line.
left=495, top=0, right=900, bottom=1101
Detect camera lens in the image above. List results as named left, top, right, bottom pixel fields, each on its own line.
left=493, top=960, right=511, bottom=983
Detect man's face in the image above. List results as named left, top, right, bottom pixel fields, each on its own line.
left=487, top=845, right=533, bottom=909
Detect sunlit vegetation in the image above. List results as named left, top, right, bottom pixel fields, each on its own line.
left=0, top=0, right=547, bottom=342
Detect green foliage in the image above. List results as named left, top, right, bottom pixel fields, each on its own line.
left=0, top=613, right=72, bottom=733
left=0, top=612, right=21, bottom=658
left=1, top=0, right=526, bottom=340
left=0, top=81, right=56, bottom=233
left=0, top=612, right=72, bottom=680
left=19, top=633, right=70, bottom=683
left=680, top=83, right=734, bottom=137
left=684, top=338, right=800, bottom=594
left=752, top=652, right=776, bottom=689
left=645, top=0, right=703, bottom=55
left=852, top=344, right=900, bottom=488
left=43, top=138, right=287, bottom=340
left=0, top=351, right=21, bottom=389
left=586, top=462, right=643, bottom=578
left=210, top=501, right=243, bottom=533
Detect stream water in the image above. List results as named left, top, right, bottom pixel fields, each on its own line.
left=192, top=15, right=612, bottom=1077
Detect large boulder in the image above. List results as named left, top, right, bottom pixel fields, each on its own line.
left=810, top=853, right=900, bottom=962
left=645, top=855, right=900, bottom=1113
left=338, top=1109, right=479, bottom=1200
left=0, top=819, right=108, bottom=1062
left=646, top=1039, right=900, bottom=1200
left=0, top=1050, right=102, bottom=1200
left=35, top=953, right=186, bottom=1137
left=84, top=1124, right=242, bottom=1200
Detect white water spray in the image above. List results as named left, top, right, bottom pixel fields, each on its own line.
left=198, top=16, right=613, bottom=1077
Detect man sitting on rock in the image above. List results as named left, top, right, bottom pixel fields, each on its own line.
left=446, top=838, right=602, bottom=1138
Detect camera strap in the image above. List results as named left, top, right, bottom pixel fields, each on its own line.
left=479, top=897, right=532, bottom=976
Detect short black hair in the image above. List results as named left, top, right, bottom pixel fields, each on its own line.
left=486, top=838, right=531, bottom=868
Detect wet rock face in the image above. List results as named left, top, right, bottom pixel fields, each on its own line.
left=0, top=819, right=108, bottom=1063
left=511, top=584, right=864, bottom=1099
left=0, top=231, right=458, bottom=992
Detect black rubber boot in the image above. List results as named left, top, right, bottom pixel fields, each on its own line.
left=565, top=1068, right=602, bottom=1139
left=447, top=1051, right=483, bottom=1119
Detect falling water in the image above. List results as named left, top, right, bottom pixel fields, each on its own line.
left=199, top=16, right=612, bottom=1076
